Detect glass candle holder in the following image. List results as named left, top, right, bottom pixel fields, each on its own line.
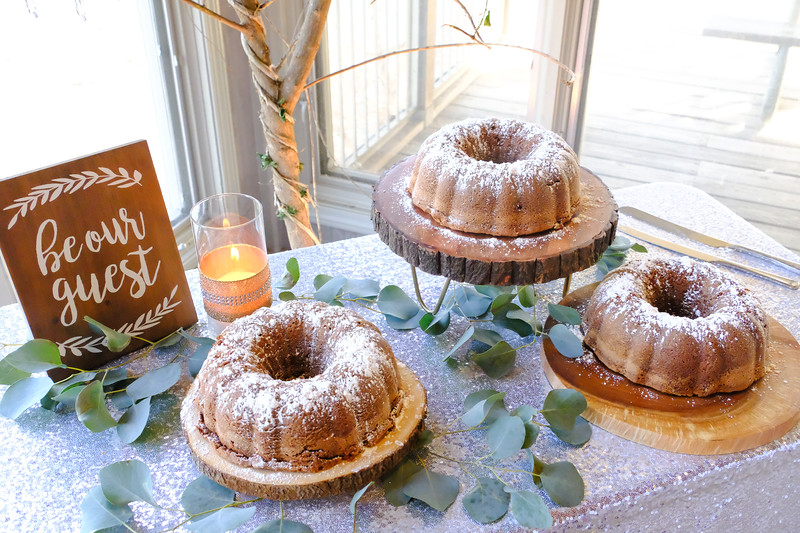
left=190, top=194, right=272, bottom=326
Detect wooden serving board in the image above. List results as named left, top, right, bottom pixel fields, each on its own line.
left=181, top=362, right=427, bottom=499
left=371, top=156, right=618, bottom=286
left=542, top=283, right=800, bottom=455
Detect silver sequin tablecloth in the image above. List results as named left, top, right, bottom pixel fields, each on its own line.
left=1, top=183, right=799, bottom=532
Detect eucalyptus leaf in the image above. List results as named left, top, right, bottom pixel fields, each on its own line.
left=84, top=317, right=131, bottom=352
left=510, top=405, right=536, bottom=421
left=471, top=328, right=503, bottom=347
left=547, top=303, right=582, bottom=325
left=3, top=339, right=63, bottom=372
left=522, top=420, right=540, bottom=449
left=462, top=477, right=509, bottom=524
left=453, top=285, right=492, bottom=317
left=490, top=293, right=516, bottom=314
left=275, top=257, right=300, bottom=290
left=250, top=518, right=313, bottom=533
left=313, top=274, right=332, bottom=289
left=551, top=415, right=592, bottom=446
left=99, top=459, right=157, bottom=506
left=419, top=308, right=450, bottom=335
left=541, top=389, right=587, bottom=431
left=531, top=452, right=545, bottom=489
left=181, top=476, right=234, bottom=516
left=314, top=275, right=347, bottom=303
left=463, top=389, right=501, bottom=411
left=190, top=344, right=214, bottom=377
left=547, top=324, right=584, bottom=358
left=506, top=309, right=541, bottom=332
left=414, top=429, right=434, bottom=449
left=487, top=413, right=526, bottom=460
left=492, top=303, right=534, bottom=337
left=186, top=506, right=256, bottom=532
left=506, top=489, right=552, bottom=529
left=383, top=310, right=425, bottom=330
left=517, top=285, right=538, bottom=307
left=377, top=285, right=419, bottom=319
left=80, top=486, right=133, bottom=533
left=279, top=291, right=297, bottom=301
left=117, top=397, right=152, bottom=444
left=0, top=375, right=53, bottom=419
left=382, top=459, right=422, bottom=506
left=109, top=391, right=134, bottom=410
left=0, top=357, right=30, bottom=386
left=100, top=368, right=129, bottom=386
left=444, top=326, right=475, bottom=359
left=343, top=278, right=380, bottom=298
left=474, top=285, right=501, bottom=299
left=350, top=481, right=374, bottom=514
left=472, top=341, right=517, bottom=379
left=126, top=363, right=181, bottom=401
left=462, top=391, right=505, bottom=427
left=153, top=331, right=182, bottom=349
left=402, top=469, right=459, bottom=512
left=178, top=330, right=216, bottom=345
left=52, top=383, right=85, bottom=406
left=539, top=460, right=585, bottom=507
left=76, top=381, right=117, bottom=433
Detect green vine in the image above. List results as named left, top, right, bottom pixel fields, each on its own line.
left=380, top=387, right=590, bottom=527
left=80, top=460, right=313, bottom=532
left=0, top=319, right=214, bottom=443
left=275, top=257, right=589, bottom=378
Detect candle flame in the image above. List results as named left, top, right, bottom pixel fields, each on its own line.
left=230, top=245, right=240, bottom=262
left=222, top=218, right=231, bottom=228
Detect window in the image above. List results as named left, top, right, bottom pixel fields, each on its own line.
left=314, top=0, right=570, bottom=237
left=0, top=0, right=193, bottom=222
left=579, top=0, right=800, bottom=254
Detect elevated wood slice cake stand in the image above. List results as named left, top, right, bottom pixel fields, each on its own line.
left=372, top=156, right=618, bottom=303
left=181, top=361, right=427, bottom=499
left=542, top=283, right=800, bottom=455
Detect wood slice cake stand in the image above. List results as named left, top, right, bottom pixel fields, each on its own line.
left=181, top=361, right=427, bottom=499
left=372, top=156, right=618, bottom=295
left=542, top=282, right=800, bottom=455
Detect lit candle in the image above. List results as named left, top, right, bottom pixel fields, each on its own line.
left=191, top=194, right=273, bottom=327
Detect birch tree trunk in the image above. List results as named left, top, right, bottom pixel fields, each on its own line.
left=185, top=0, right=330, bottom=248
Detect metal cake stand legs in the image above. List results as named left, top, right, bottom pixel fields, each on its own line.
left=410, top=265, right=451, bottom=314
left=409, top=265, right=574, bottom=314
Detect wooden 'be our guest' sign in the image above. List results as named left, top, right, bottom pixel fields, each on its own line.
left=0, top=141, right=197, bottom=371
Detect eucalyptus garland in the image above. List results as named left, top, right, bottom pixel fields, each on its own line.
left=0, top=235, right=643, bottom=532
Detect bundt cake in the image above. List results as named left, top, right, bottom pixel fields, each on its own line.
left=407, top=117, right=582, bottom=236
left=583, top=257, right=769, bottom=397
left=194, top=300, right=402, bottom=472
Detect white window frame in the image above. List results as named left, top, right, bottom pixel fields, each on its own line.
left=307, top=0, right=597, bottom=238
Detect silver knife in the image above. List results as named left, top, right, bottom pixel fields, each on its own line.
left=619, top=225, right=800, bottom=289
left=620, top=206, right=800, bottom=272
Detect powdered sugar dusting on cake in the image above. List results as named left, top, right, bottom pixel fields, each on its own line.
left=583, top=256, right=769, bottom=396
left=407, top=117, right=582, bottom=236
left=193, top=300, right=401, bottom=472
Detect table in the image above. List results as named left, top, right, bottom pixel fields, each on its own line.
left=1, top=183, right=799, bottom=532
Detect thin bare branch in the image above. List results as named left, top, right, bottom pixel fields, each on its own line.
left=255, top=0, right=276, bottom=14
left=177, top=0, right=247, bottom=33
left=305, top=41, right=576, bottom=91
left=281, top=0, right=332, bottom=110
left=443, top=24, right=490, bottom=48
left=452, top=0, right=482, bottom=39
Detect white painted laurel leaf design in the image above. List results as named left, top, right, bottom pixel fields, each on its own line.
left=56, top=285, right=182, bottom=358
left=3, top=167, right=143, bottom=229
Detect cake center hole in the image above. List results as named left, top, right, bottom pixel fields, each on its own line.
left=461, top=131, right=528, bottom=164
left=647, top=284, right=709, bottom=319
left=257, top=339, right=326, bottom=381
